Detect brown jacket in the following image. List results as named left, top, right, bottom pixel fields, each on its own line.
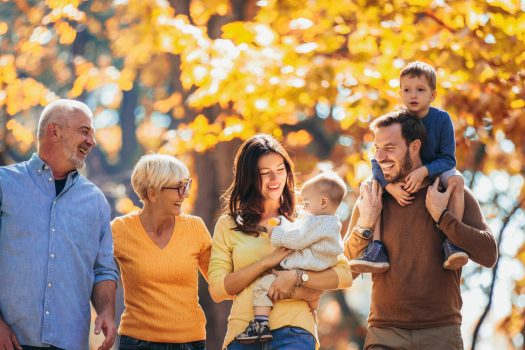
left=344, top=184, right=497, bottom=329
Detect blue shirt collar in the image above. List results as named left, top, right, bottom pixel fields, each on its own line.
left=28, top=153, right=79, bottom=180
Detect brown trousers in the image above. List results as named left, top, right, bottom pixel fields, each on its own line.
left=364, top=325, right=464, bottom=350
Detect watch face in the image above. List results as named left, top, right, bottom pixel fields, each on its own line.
left=362, top=229, right=373, bottom=239
left=302, top=273, right=309, bottom=282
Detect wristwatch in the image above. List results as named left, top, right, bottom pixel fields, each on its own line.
left=296, top=268, right=309, bottom=287
left=354, top=224, right=373, bottom=239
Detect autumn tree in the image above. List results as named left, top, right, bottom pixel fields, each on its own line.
left=1, top=0, right=524, bottom=349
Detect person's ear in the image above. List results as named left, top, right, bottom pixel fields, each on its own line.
left=431, top=89, right=437, bottom=102
left=409, top=139, right=421, bottom=157
left=47, top=123, right=60, bottom=140
left=146, top=188, right=158, bottom=202
left=321, top=197, right=328, bottom=208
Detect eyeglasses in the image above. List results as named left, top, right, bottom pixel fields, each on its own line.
left=162, top=178, right=192, bottom=197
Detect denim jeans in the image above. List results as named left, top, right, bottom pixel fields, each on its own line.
left=226, top=327, right=315, bottom=350
left=119, top=335, right=206, bottom=350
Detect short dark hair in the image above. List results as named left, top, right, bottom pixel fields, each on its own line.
left=222, top=134, right=296, bottom=235
left=370, top=108, right=427, bottom=146
left=400, top=61, right=436, bottom=90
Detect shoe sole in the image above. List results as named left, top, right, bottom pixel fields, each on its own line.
left=443, top=252, right=469, bottom=270
left=348, top=261, right=390, bottom=273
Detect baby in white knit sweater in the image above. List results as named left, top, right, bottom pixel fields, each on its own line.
left=236, top=172, right=347, bottom=344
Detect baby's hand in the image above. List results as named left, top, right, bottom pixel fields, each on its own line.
left=385, top=182, right=414, bottom=206
left=404, top=166, right=428, bottom=193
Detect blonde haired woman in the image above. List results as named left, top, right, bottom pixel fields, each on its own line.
left=112, top=154, right=211, bottom=350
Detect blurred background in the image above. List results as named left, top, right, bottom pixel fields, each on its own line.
left=1, top=0, right=524, bottom=349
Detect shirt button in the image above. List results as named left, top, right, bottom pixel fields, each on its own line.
left=45, top=311, right=50, bottom=315
left=37, top=169, right=42, bottom=174
left=48, top=282, right=52, bottom=288
left=52, top=201, right=56, bottom=205
left=51, top=228, right=55, bottom=232
left=44, top=165, right=49, bottom=170
left=48, top=178, right=52, bottom=182
left=50, top=253, right=55, bottom=258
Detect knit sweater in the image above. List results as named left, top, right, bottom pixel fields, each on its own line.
left=112, top=212, right=212, bottom=343
left=271, top=214, right=344, bottom=271
left=345, top=184, right=497, bottom=329
left=209, top=215, right=352, bottom=349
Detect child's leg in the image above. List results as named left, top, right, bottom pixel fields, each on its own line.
left=236, top=275, right=275, bottom=343
left=447, top=175, right=465, bottom=220
left=252, top=274, right=275, bottom=317
left=442, top=174, right=469, bottom=270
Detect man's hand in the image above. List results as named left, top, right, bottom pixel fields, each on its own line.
left=356, top=180, right=383, bottom=228
left=426, top=177, right=456, bottom=222
left=0, top=319, right=22, bottom=350
left=94, top=312, right=117, bottom=350
left=268, top=269, right=296, bottom=300
left=385, top=182, right=414, bottom=206
left=404, top=166, right=428, bottom=193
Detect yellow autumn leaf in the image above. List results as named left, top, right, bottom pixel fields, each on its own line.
left=0, top=22, right=8, bottom=35
left=222, top=21, right=255, bottom=44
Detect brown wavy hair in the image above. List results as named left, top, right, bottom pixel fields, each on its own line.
left=222, top=134, right=296, bottom=235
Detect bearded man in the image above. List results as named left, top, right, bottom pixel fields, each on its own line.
left=345, top=109, right=497, bottom=350
left=0, top=99, right=118, bottom=350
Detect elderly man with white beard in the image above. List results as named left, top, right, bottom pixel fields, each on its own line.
left=0, top=99, right=118, bottom=350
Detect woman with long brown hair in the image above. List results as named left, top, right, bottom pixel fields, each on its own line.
left=209, top=134, right=352, bottom=350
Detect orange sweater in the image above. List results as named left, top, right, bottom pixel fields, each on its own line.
left=112, top=212, right=212, bottom=343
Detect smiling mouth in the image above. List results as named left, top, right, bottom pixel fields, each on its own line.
left=174, top=201, right=183, bottom=206
left=267, top=184, right=280, bottom=190
left=381, top=163, right=395, bottom=172
left=78, top=146, right=90, bottom=156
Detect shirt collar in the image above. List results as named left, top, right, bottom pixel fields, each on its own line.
left=28, top=153, right=79, bottom=180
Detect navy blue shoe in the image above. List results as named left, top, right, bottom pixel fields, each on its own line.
left=348, top=240, right=390, bottom=273
left=236, top=320, right=272, bottom=344
left=442, top=239, right=469, bottom=270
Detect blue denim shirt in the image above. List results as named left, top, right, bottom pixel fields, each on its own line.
left=0, top=154, right=119, bottom=349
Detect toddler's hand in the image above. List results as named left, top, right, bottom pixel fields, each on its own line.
left=385, top=182, right=414, bottom=206
left=403, top=166, right=428, bottom=193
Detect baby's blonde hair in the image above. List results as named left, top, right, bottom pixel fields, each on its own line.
left=302, top=172, right=347, bottom=206
left=131, top=154, right=190, bottom=201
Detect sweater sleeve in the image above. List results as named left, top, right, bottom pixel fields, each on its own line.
left=371, top=158, right=389, bottom=188
left=196, top=217, right=212, bottom=282
left=425, top=115, right=457, bottom=177
left=332, top=255, right=353, bottom=289
left=208, top=216, right=235, bottom=302
left=343, top=203, right=372, bottom=280
left=438, top=187, right=498, bottom=268
left=271, top=216, right=337, bottom=250
left=343, top=203, right=371, bottom=260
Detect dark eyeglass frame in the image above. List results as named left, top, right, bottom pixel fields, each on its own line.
left=161, top=178, right=192, bottom=197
